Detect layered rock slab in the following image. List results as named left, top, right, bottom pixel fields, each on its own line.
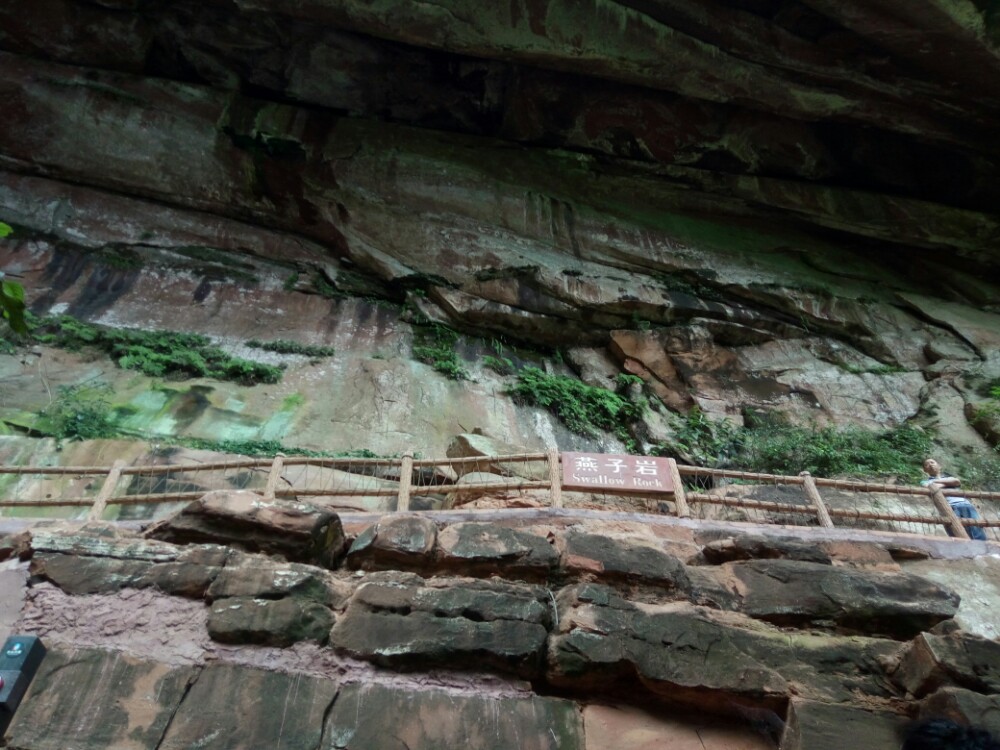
left=345, top=514, right=438, bottom=571
left=692, top=559, right=960, bottom=638
left=330, top=573, right=552, bottom=678
left=157, top=663, right=338, bottom=750
left=562, top=531, right=689, bottom=591
left=918, top=687, right=1000, bottom=738
left=30, top=544, right=229, bottom=598
left=147, top=491, right=346, bottom=568
left=323, top=683, right=583, bottom=750
left=207, top=596, right=334, bottom=646
left=548, top=583, right=901, bottom=710
left=892, top=630, right=1000, bottom=697
left=434, top=522, right=559, bottom=579
left=4, top=647, right=196, bottom=750
left=780, top=699, right=909, bottom=750
left=206, top=553, right=341, bottom=602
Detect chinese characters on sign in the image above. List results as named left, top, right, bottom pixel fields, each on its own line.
left=561, top=452, right=675, bottom=494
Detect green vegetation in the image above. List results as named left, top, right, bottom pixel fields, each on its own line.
left=20, top=386, right=386, bottom=457
left=40, top=384, right=120, bottom=442
left=653, top=272, right=704, bottom=298
left=312, top=268, right=397, bottom=303
left=615, top=373, right=644, bottom=390
left=483, top=355, right=516, bottom=375
left=247, top=339, right=335, bottom=358
left=282, top=393, right=305, bottom=409
left=176, top=438, right=383, bottom=459
left=94, top=245, right=144, bottom=270
left=33, top=315, right=284, bottom=384
left=840, top=363, right=907, bottom=376
left=1, top=222, right=28, bottom=337
left=661, top=407, right=746, bottom=468
left=509, top=366, right=644, bottom=449
left=956, top=450, right=1000, bottom=492
left=658, top=408, right=934, bottom=481
left=173, top=246, right=259, bottom=284
left=630, top=313, right=652, bottom=331
left=313, top=272, right=341, bottom=299
left=412, top=324, right=468, bottom=380
left=741, top=422, right=932, bottom=481
left=474, top=265, right=538, bottom=282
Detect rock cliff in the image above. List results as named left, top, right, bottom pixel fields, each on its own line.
left=3, top=6, right=1000, bottom=748
left=1, top=0, right=1000, bottom=470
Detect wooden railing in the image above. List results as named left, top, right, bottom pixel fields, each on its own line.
left=2, top=452, right=999, bottom=541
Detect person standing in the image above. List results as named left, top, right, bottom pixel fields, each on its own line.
left=922, top=458, right=988, bottom=541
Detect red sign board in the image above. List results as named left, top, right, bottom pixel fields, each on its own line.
left=562, top=452, right=675, bottom=494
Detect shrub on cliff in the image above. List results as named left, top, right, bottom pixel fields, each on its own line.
left=658, top=408, right=934, bottom=481
left=32, top=315, right=284, bottom=385
left=0, top=222, right=27, bottom=338
left=740, top=423, right=933, bottom=481
left=40, top=384, right=120, bottom=441
left=412, top=324, right=468, bottom=380
left=510, top=367, right=643, bottom=448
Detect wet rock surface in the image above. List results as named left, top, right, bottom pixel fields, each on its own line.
left=345, top=514, right=438, bottom=571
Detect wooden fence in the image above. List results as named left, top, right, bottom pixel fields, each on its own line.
left=1, top=452, right=999, bottom=541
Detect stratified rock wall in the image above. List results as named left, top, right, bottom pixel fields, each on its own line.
left=2, top=6, right=1000, bottom=748
left=2, top=0, right=1000, bottom=461
left=2, top=501, right=999, bottom=749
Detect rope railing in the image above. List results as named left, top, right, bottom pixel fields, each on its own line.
left=1, top=453, right=998, bottom=541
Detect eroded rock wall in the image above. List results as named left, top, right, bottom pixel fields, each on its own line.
left=2, top=0, right=1000, bottom=463
left=2, top=498, right=999, bottom=749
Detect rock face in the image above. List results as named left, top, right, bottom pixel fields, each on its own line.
left=147, top=491, right=347, bottom=568
left=4, top=515, right=994, bottom=749
left=547, top=582, right=900, bottom=710
left=2, top=2, right=1000, bottom=747
left=158, top=663, right=337, bottom=750
left=699, top=558, right=960, bottom=637
left=324, top=682, right=583, bottom=750
left=4, top=647, right=197, bottom=750
left=780, top=700, right=910, bottom=750
left=1, top=0, right=1000, bottom=464
left=330, top=574, right=553, bottom=678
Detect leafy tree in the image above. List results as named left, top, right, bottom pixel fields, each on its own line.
left=0, top=221, right=27, bottom=336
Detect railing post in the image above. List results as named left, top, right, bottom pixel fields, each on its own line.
left=263, top=452, right=286, bottom=501
left=667, top=459, right=690, bottom=518
left=397, top=451, right=414, bottom=512
left=548, top=450, right=562, bottom=508
left=929, top=487, right=971, bottom=539
left=88, top=459, right=126, bottom=521
left=799, top=471, right=834, bottom=528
